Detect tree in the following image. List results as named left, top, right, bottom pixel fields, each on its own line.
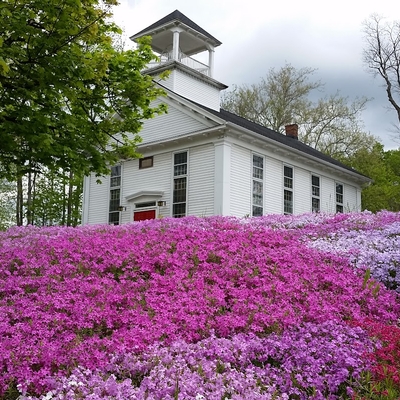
left=363, top=15, right=400, bottom=132
left=299, top=94, right=376, bottom=161
left=221, top=64, right=377, bottom=159
left=30, top=168, right=83, bottom=226
left=222, top=64, right=320, bottom=132
left=0, top=0, right=167, bottom=224
left=345, top=143, right=400, bottom=212
left=0, top=179, right=15, bottom=230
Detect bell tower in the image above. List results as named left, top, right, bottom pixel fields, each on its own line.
left=130, top=10, right=227, bottom=111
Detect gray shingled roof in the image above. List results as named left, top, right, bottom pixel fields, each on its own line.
left=130, top=10, right=222, bottom=46
left=195, top=102, right=370, bottom=179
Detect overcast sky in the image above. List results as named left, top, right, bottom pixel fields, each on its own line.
left=112, top=0, right=400, bottom=149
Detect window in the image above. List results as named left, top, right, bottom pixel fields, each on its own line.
left=109, top=165, right=121, bottom=225
left=110, top=165, right=121, bottom=188
left=311, top=175, right=320, bottom=212
left=135, top=201, right=156, bottom=209
left=284, top=165, right=293, bottom=214
left=139, top=156, right=153, bottom=169
left=173, top=152, right=187, bottom=218
left=252, top=154, right=264, bottom=216
left=336, top=182, right=344, bottom=213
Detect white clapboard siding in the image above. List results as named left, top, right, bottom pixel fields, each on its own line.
left=173, top=71, right=221, bottom=111
left=87, top=175, right=109, bottom=224
left=230, top=145, right=251, bottom=217
left=138, top=99, right=209, bottom=144
left=294, top=168, right=311, bottom=214
left=264, top=156, right=283, bottom=215
left=120, top=152, right=172, bottom=223
left=188, top=144, right=215, bottom=216
left=156, top=71, right=175, bottom=91
left=320, top=176, right=335, bottom=213
left=345, top=184, right=358, bottom=212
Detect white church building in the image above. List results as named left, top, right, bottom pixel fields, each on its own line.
left=82, top=10, right=370, bottom=225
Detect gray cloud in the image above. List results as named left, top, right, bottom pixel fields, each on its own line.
left=114, top=0, right=400, bottom=149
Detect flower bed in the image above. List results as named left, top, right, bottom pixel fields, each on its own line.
left=0, top=212, right=399, bottom=399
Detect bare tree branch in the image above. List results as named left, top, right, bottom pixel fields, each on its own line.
left=363, top=15, right=400, bottom=131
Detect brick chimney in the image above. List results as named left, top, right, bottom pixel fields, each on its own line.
left=285, top=124, right=298, bottom=140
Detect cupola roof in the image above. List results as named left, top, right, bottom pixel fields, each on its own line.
left=130, top=10, right=222, bottom=56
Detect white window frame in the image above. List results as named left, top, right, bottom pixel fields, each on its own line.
left=252, top=153, right=264, bottom=217
left=109, top=165, right=122, bottom=225
left=172, top=151, right=188, bottom=218
left=335, top=182, right=344, bottom=213
left=283, top=165, right=294, bottom=215
left=311, top=174, right=320, bottom=213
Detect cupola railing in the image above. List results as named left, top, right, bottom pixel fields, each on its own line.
left=147, top=50, right=210, bottom=77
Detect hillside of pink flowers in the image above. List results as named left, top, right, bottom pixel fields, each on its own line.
left=0, top=211, right=399, bottom=399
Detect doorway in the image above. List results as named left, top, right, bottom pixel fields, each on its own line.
left=133, top=209, right=156, bottom=221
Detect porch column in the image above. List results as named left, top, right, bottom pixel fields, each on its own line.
left=171, top=28, right=183, bottom=61
left=214, top=138, right=231, bottom=215
left=207, top=45, right=215, bottom=78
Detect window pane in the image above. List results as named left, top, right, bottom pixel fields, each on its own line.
left=312, top=175, right=320, bottom=187
left=284, top=190, right=293, bottom=214
left=312, top=197, right=320, bottom=212
left=173, top=203, right=186, bottom=218
left=253, top=196, right=263, bottom=206
left=174, top=152, right=187, bottom=165
left=110, top=176, right=121, bottom=188
left=336, top=183, right=343, bottom=195
left=109, top=189, right=120, bottom=212
left=312, top=186, right=320, bottom=197
left=284, top=166, right=293, bottom=178
left=253, top=167, right=263, bottom=180
left=252, top=205, right=263, bottom=217
left=173, top=177, right=187, bottom=203
left=109, top=200, right=120, bottom=212
left=253, top=181, right=263, bottom=206
left=253, top=155, right=263, bottom=169
left=110, top=189, right=120, bottom=200
left=174, top=164, right=187, bottom=176
left=336, top=194, right=343, bottom=204
left=111, top=165, right=121, bottom=177
left=109, top=212, right=120, bottom=225
left=336, top=205, right=343, bottom=213
left=253, top=180, right=263, bottom=194
left=135, top=201, right=156, bottom=208
left=253, top=194, right=263, bottom=206
left=284, top=177, right=293, bottom=189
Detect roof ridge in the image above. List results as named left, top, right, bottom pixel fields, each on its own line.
left=130, top=10, right=222, bottom=46
left=156, top=84, right=369, bottom=179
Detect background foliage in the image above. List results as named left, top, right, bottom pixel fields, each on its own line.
left=0, top=0, right=166, bottom=226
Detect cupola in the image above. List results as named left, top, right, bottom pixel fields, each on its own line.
left=130, top=10, right=227, bottom=110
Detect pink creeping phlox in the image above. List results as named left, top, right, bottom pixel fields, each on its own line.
left=19, top=322, right=373, bottom=400
left=0, top=213, right=399, bottom=397
left=299, top=211, right=400, bottom=291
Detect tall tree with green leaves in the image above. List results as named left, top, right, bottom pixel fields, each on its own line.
left=0, top=0, right=167, bottom=224
left=221, top=63, right=377, bottom=159
left=29, top=168, right=83, bottom=226
left=345, top=144, right=400, bottom=212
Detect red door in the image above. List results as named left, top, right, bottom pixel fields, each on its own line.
left=134, top=210, right=156, bottom=221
